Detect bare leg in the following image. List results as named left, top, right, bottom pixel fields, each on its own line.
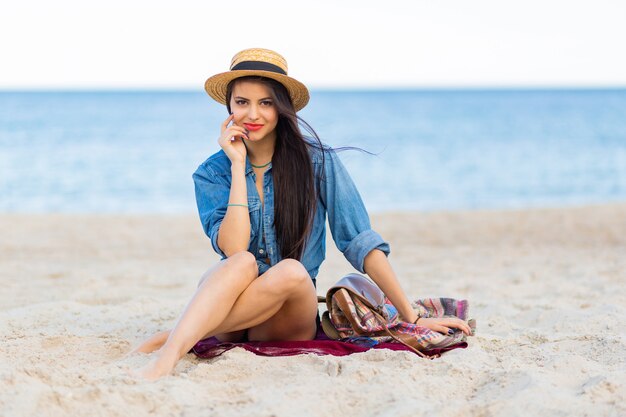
left=211, top=259, right=318, bottom=340
left=132, top=330, right=170, bottom=354
left=134, top=251, right=257, bottom=378
left=136, top=254, right=318, bottom=379
left=131, top=261, right=249, bottom=354
left=131, top=257, right=317, bottom=353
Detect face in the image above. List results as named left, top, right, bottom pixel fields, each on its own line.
left=229, top=80, right=279, bottom=143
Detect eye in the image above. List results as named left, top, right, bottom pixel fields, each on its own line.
left=235, top=99, right=247, bottom=106
left=260, top=100, right=273, bottom=106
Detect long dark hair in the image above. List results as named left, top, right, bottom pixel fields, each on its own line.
left=225, top=76, right=325, bottom=261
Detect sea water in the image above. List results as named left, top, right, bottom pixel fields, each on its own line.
left=0, top=89, right=625, bottom=213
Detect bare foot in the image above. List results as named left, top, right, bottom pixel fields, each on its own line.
left=132, top=351, right=178, bottom=381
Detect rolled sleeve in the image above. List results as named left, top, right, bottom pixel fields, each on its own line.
left=208, top=219, right=226, bottom=258
left=193, top=163, right=229, bottom=258
left=343, top=229, right=391, bottom=273
left=320, top=148, right=391, bottom=273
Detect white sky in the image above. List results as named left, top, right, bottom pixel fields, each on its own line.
left=2, top=0, right=625, bottom=89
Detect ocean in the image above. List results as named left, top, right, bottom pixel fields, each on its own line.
left=1, top=89, right=625, bottom=213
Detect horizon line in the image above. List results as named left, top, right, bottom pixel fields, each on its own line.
left=1, top=85, right=626, bottom=93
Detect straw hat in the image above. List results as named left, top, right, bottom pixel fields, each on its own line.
left=204, top=48, right=310, bottom=111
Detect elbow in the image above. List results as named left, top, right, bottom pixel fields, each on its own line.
left=363, top=248, right=386, bottom=272
left=214, top=222, right=252, bottom=258
left=221, top=245, right=250, bottom=258
left=217, top=234, right=249, bottom=258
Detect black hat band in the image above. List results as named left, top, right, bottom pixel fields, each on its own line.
left=231, top=61, right=287, bottom=75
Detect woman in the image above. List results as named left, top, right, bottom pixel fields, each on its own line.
left=134, top=48, right=471, bottom=380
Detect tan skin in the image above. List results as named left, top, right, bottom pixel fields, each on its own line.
left=131, top=80, right=471, bottom=380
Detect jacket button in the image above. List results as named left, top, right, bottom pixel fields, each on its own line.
left=259, top=248, right=265, bottom=254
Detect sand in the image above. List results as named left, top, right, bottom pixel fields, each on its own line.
left=1, top=204, right=625, bottom=417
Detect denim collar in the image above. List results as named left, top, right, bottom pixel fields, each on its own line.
left=245, top=158, right=254, bottom=175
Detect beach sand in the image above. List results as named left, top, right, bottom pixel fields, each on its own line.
left=1, top=204, right=625, bottom=417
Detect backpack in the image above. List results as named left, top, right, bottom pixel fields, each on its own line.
left=319, top=273, right=475, bottom=358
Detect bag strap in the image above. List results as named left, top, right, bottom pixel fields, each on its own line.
left=319, top=276, right=436, bottom=359
left=329, top=290, right=433, bottom=359
left=372, top=308, right=432, bottom=359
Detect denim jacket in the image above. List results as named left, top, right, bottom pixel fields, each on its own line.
left=192, top=145, right=390, bottom=284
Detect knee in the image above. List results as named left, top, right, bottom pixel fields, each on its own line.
left=226, top=250, right=257, bottom=269
left=272, top=259, right=312, bottom=294
left=224, top=250, right=258, bottom=278
left=198, top=251, right=257, bottom=287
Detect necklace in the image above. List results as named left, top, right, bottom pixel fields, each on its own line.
left=250, top=160, right=271, bottom=168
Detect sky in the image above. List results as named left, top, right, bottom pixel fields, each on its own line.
left=2, top=0, right=626, bottom=89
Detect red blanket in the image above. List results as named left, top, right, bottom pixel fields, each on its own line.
left=191, top=328, right=467, bottom=359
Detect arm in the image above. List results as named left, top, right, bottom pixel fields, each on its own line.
left=320, top=149, right=410, bottom=319
left=364, top=248, right=472, bottom=335
left=216, top=161, right=251, bottom=256
left=215, top=115, right=253, bottom=256
left=193, top=114, right=252, bottom=258
left=363, top=249, right=418, bottom=323
left=322, top=149, right=471, bottom=335
left=193, top=163, right=250, bottom=258
left=321, top=148, right=391, bottom=273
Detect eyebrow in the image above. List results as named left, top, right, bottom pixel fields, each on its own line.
left=233, top=96, right=273, bottom=101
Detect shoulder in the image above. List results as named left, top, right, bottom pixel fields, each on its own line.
left=307, top=141, right=338, bottom=166
left=194, top=149, right=231, bottom=178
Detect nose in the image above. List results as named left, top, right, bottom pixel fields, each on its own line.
left=247, top=103, right=260, bottom=121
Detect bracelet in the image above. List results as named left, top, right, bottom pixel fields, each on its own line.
left=413, top=317, right=421, bottom=325
left=227, top=203, right=248, bottom=208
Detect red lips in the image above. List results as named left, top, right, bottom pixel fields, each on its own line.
left=244, top=123, right=264, bottom=131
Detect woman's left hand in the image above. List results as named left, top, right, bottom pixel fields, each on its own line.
left=415, top=317, right=472, bottom=336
